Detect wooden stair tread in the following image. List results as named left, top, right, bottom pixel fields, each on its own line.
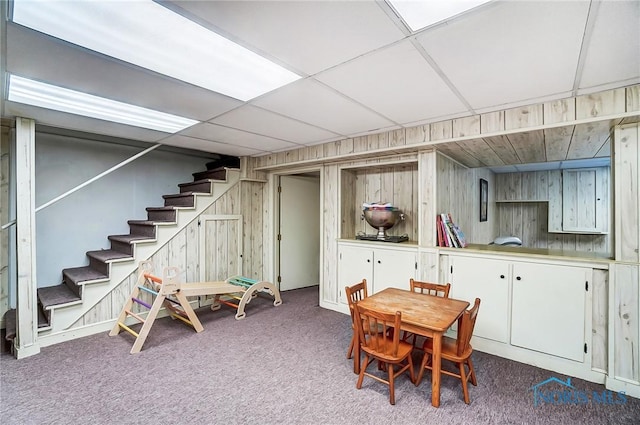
left=162, top=192, right=195, bottom=199
left=108, top=234, right=155, bottom=243
left=86, top=249, right=133, bottom=262
left=38, top=285, right=81, bottom=309
left=62, top=266, right=108, bottom=283
left=146, top=206, right=176, bottom=211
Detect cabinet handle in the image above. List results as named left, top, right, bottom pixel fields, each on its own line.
left=516, top=276, right=522, bottom=281
left=367, top=259, right=371, bottom=263
left=500, top=274, right=505, bottom=279
left=377, top=260, right=381, bottom=264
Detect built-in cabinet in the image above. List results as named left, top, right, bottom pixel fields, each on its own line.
left=448, top=254, right=590, bottom=363
left=337, top=241, right=417, bottom=308
left=554, top=167, right=609, bottom=234
left=448, top=256, right=510, bottom=343
left=510, top=261, right=588, bottom=362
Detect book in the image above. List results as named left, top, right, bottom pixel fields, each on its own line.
left=440, top=213, right=459, bottom=247
left=436, top=215, right=444, bottom=247
left=436, top=212, right=468, bottom=248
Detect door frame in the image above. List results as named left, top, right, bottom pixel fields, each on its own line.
left=268, top=167, right=323, bottom=293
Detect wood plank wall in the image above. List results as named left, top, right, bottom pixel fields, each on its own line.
left=0, top=125, right=10, bottom=328
left=75, top=180, right=266, bottom=328
left=495, top=171, right=611, bottom=254
left=611, top=123, right=640, bottom=387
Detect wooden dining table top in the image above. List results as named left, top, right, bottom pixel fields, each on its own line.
left=356, top=287, right=470, bottom=333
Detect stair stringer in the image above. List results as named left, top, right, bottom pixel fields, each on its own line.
left=43, top=169, right=240, bottom=334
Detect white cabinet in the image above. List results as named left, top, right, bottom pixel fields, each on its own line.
left=510, top=262, right=589, bottom=362
left=448, top=256, right=510, bottom=343
left=338, top=242, right=417, bottom=305
left=447, top=254, right=590, bottom=363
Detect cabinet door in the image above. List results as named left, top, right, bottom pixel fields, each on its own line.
left=373, top=249, right=416, bottom=293
left=510, top=262, right=588, bottom=362
left=449, top=256, right=510, bottom=343
left=338, top=245, right=373, bottom=305
left=562, top=168, right=608, bottom=233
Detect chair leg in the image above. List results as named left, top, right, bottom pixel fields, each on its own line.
left=388, top=363, right=396, bottom=405
left=407, top=355, right=416, bottom=385
left=467, top=358, right=477, bottom=386
left=459, top=361, right=470, bottom=404
left=415, top=352, right=430, bottom=386
left=346, top=333, right=355, bottom=359
left=356, top=355, right=370, bottom=389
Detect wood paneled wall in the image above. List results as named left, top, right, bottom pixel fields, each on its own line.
left=614, top=124, right=640, bottom=262
left=495, top=170, right=611, bottom=254
left=0, top=125, right=10, bottom=328
left=75, top=180, right=266, bottom=329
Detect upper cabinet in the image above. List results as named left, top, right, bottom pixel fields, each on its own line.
left=560, top=168, right=609, bottom=234
left=549, top=167, right=610, bottom=234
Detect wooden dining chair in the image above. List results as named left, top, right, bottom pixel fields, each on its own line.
left=415, top=298, right=481, bottom=404
left=402, top=279, right=452, bottom=346
left=345, top=279, right=368, bottom=360
left=353, top=302, right=416, bottom=405
left=410, top=279, right=451, bottom=298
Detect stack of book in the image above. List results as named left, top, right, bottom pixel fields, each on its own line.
left=436, top=213, right=468, bottom=248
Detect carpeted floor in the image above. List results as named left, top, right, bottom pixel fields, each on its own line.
left=1, top=285, right=639, bottom=424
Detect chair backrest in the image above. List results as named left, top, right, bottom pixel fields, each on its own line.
left=345, top=279, right=368, bottom=310
left=455, top=298, right=481, bottom=357
left=410, top=278, right=451, bottom=298
left=354, top=303, right=402, bottom=358
left=345, top=279, right=368, bottom=327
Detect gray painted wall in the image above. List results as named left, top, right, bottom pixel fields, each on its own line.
left=35, top=133, right=211, bottom=287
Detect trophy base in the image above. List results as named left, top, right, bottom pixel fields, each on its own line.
left=355, top=234, right=409, bottom=243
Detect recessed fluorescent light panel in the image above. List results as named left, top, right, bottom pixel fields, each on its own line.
left=11, top=0, right=301, bottom=101
left=8, top=75, right=199, bottom=133
left=387, top=0, right=492, bottom=31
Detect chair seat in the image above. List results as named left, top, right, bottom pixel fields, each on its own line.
left=362, top=336, right=413, bottom=363
left=423, top=336, right=473, bottom=362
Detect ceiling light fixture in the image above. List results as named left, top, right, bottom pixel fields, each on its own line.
left=8, top=75, right=199, bottom=133
left=11, top=0, right=301, bottom=101
left=387, top=0, right=492, bottom=31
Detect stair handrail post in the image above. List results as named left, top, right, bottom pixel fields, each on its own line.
left=35, top=143, right=162, bottom=213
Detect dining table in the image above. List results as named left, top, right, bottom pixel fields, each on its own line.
left=354, top=287, right=470, bottom=408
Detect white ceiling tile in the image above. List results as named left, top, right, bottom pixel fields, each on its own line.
left=252, top=79, right=396, bottom=136
left=579, top=1, right=640, bottom=89
left=6, top=23, right=242, bottom=121
left=316, top=40, right=468, bottom=124
left=160, top=134, right=263, bottom=156
left=167, top=0, right=405, bottom=75
left=181, top=122, right=301, bottom=153
left=415, top=1, right=590, bottom=110
left=211, top=105, right=339, bottom=144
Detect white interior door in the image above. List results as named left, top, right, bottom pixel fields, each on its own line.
left=279, top=175, right=320, bottom=291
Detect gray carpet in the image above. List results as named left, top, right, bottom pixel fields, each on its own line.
left=1, top=285, right=639, bottom=424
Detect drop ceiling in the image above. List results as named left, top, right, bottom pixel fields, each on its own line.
left=1, top=0, right=639, bottom=166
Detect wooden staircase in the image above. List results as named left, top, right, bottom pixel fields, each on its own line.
left=6, top=158, right=241, bottom=342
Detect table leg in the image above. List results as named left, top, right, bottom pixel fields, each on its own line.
left=431, top=332, right=442, bottom=407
